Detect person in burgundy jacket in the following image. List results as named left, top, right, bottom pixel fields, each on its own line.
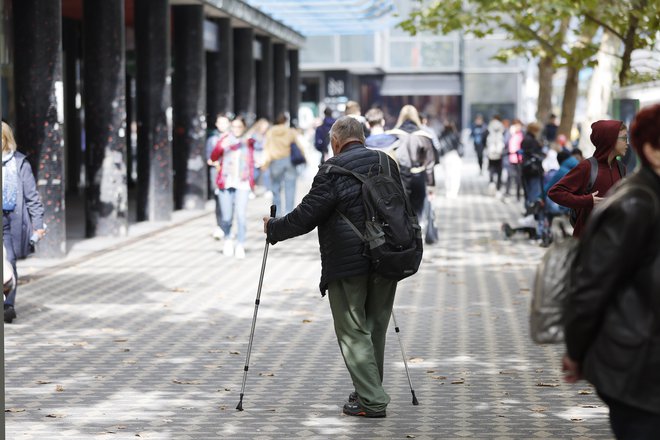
left=547, top=120, right=628, bottom=237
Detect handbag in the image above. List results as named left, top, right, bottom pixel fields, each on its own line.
left=290, top=142, right=306, bottom=166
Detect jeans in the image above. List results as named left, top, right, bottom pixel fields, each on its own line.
left=268, top=157, right=297, bottom=215
left=328, top=274, right=397, bottom=412
left=218, top=188, right=250, bottom=245
left=505, top=163, right=522, bottom=200
left=600, top=393, right=660, bottom=440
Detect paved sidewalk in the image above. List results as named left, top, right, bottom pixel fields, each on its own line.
left=5, top=162, right=613, bottom=439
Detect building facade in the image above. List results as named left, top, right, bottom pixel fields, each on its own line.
left=0, top=0, right=303, bottom=257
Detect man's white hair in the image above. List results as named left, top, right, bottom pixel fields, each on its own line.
left=330, top=116, right=366, bottom=145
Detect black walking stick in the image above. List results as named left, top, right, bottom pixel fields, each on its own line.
left=391, top=310, right=419, bottom=405
left=236, top=205, right=276, bottom=411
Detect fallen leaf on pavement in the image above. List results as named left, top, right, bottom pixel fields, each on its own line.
left=302, top=319, right=312, bottom=324
left=259, top=372, right=275, bottom=377
left=431, top=376, right=447, bottom=380
left=5, top=408, right=26, bottom=413
left=530, top=406, right=547, bottom=412
left=172, top=379, right=201, bottom=385
left=536, top=382, right=560, bottom=387
left=229, top=351, right=240, bottom=355
left=409, top=358, right=424, bottom=364
left=571, top=418, right=583, bottom=422
left=36, top=380, right=52, bottom=385
left=578, top=389, right=593, bottom=395
left=55, top=385, right=65, bottom=392
left=171, top=287, right=187, bottom=293
left=451, top=379, right=465, bottom=384
left=46, top=414, right=66, bottom=418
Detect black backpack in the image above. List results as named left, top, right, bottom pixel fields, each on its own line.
left=568, top=157, right=626, bottom=226
left=324, top=151, right=423, bottom=281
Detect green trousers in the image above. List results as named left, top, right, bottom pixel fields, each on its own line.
left=328, top=273, right=397, bottom=412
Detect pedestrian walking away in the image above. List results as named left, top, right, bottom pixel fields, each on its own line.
left=562, top=104, right=660, bottom=439
left=262, top=116, right=413, bottom=418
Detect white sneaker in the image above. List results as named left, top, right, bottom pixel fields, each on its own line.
left=212, top=227, right=224, bottom=240
left=223, top=240, right=234, bottom=257
left=234, top=245, right=245, bottom=260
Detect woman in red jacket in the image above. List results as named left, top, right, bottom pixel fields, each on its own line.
left=547, top=120, right=628, bottom=237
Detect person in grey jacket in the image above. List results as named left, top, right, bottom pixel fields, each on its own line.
left=2, top=121, right=45, bottom=323
left=262, top=116, right=404, bottom=418
left=562, top=104, right=660, bottom=439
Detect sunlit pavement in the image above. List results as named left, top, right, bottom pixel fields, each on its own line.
left=5, top=158, right=613, bottom=439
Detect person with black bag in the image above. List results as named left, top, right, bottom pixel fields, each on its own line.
left=562, top=104, right=660, bottom=439
left=521, top=122, right=546, bottom=212
left=262, top=116, right=418, bottom=418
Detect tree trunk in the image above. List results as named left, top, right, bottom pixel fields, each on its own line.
left=618, top=0, right=645, bottom=85
left=558, top=65, right=579, bottom=140
left=536, top=56, right=555, bottom=124
left=579, top=29, right=621, bottom=157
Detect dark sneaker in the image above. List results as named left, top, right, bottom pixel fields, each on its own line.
left=342, top=401, right=386, bottom=418
left=348, top=392, right=358, bottom=403
left=4, top=304, right=17, bottom=324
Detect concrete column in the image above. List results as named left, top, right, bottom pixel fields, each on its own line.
left=207, top=17, right=233, bottom=119
left=273, top=43, right=289, bottom=118
left=12, top=0, right=66, bottom=257
left=62, top=18, right=82, bottom=194
left=135, top=0, right=173, bottom=221
left=83, top=0, right=128, bottom=237
left=288, top=49, right=300, bottom=127
left=233, top=27, right=255, bottom=121
left=172, top=5, right=206, bottom=210
left=256, top=36, right=273, bottom=121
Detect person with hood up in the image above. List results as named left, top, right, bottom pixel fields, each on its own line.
left=548, top=120, right=628, bottom=237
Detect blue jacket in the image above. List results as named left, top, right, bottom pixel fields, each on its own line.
left=5, top=152, right=44, bottom=259
left=544, top=156, right=579, bottom=194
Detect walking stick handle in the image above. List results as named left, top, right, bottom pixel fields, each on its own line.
left=270, top=205, right=276, bottom=218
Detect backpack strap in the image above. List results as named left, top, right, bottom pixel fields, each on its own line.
left=585, top=156, right=598, bottom=194
left=615, top=158, right=627, bottom=179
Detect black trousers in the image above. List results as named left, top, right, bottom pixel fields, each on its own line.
left=600, top=393, right=660, bottom=440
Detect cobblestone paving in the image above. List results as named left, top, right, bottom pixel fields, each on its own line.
left=5, top=164, right=613, bottom=439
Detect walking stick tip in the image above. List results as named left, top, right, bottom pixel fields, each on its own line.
left=412, top=391, right=419, bottom=406
left=236, top=394, right=244, bottom=411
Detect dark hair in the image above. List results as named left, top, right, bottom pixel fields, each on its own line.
left=630, top=103, right=660, bottom=167
left=557, top=151, right=571, bottom=165
left=571, top=148, right=583, bottom=158
left=232, top=115, right=246, bottom=127
left=323, top=107, right=333, bottom=117
left=275, top=113, right=288, bottom=125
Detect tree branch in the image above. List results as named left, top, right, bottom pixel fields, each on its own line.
left=583, top=12, right=624, bottom=41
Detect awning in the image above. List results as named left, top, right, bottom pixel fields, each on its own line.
left=380, top=74, right=462, bottom=96
left=243, top=0, right=395, bottom=36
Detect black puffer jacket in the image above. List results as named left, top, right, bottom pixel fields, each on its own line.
left=564, top=166, right=660, bottom=414
left=267, top=143, right=402, bottom=295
